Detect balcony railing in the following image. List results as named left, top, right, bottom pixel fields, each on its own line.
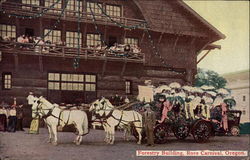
left=0, top=2, right=147, bottom=29
left=0, top=41, right=145, bottom=63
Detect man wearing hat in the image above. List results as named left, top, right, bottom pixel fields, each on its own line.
left=142, top=104, right=156, bottom=146
left=213, top=89, right=230, bottom=133
left=27, top=92, right=40, bottom=134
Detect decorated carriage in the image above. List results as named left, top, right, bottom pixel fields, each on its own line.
left=129, top=82, right=240, bottom=144
left=129, top=99, right=215, bottom=144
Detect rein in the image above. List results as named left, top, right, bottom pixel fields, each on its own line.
left=93, top=100, right=142, bottom=128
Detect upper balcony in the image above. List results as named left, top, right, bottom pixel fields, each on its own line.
left=0, top=40, right=145, bottom=63
left=0, top=1, right=147, bottom=29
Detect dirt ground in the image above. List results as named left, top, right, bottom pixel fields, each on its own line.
left=0, top=128, right=249, bottom=160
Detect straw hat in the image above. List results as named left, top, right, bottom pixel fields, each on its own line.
left=217, top=88, right=230, bottom=95
left=200, top=85, right=215, bottom=91
left=169, top=82, right=181, bottom=89
left=205, top=91, right=217, bottom=97
left=182, top=85, right=191, bottom=92
left=194, top=87, right=203, bottom=93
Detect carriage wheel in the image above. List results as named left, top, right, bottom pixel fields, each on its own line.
left=131, top=125, right=146, bottom=142
left=154, top=123, right=169, bottom=144
left=230, top=126, right=240, bottom=136
left=192, top=120, right=212, bottom=143
left=173, top=124, right=190, bottom=140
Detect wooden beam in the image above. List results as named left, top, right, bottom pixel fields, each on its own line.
left=101, top=58, right=107, bottom=77
left=83, top=23, right=88, bottom=46
left=158, top=32, right=164, bottom=44
left=39, top=56, right=43, bottom=72
left=197, top=49, right=211, bottom=64
left=190, top=37, right=196, bottom=45
left=139, top=31, right=145, bottom=46
left=104, top=25, right=108, bottom=45
left=173, top=36, right=180, bottom=51
left=122, top=29, right=127, bottom=44
left=197, top=40, right=212, bottom=56
left=120, top=60, right=127, bottom=77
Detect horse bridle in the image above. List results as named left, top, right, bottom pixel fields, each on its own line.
left=32, top=100, right=55, bottom=118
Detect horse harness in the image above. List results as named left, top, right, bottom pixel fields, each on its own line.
left=35, top=101, right=72, bottom=127
left=94, top=100, right=142, bottom=128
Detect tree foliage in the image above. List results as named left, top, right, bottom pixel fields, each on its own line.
left=194, top=68, right=227, bottom=89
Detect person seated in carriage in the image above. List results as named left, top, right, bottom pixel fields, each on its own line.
left=188, top=87, right=206, bottom=120
left=158, top=82, right=185, bottom=123
left=200, top=85, right=217, bottom=120
left=182, top=85, right=194, bottom=119
left=211, top=88, right=233, bottom=133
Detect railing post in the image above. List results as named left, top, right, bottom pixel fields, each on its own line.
left=62, top=46, right=65, bottom=57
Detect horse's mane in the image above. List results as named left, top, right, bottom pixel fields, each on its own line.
left=39, top=97, right=54, bottom=108
left=103, top=98, right=114, bottom=109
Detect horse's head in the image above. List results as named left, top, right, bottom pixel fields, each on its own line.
left=99, top=97, right=114, bottom=109
left=89, top=99, right=100, bottom=112
left=31, top=97, right=42, bottom=118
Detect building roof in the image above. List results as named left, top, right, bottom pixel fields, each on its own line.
left=134, top=0, right=225, bottom=42
left=177, top=1, right=226, bottom=40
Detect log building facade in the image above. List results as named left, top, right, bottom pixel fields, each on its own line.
left=0, top=0, right=225, bottom=125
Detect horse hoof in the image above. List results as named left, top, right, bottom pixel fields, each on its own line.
left=76, top=142, right=81, bottom=145
left=52, top=142, right=58, bottom=146
left=137, top=142, right=141, bottom=145
left=47, top=140, right=51, bottom=143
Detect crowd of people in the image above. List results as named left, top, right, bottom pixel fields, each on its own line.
left=0, top=98, right=24, bottom=132
left=138, top=80, right=235, bottom=133
left=1, top=35, right=142, bottom=58
left=87, top=43, right=142, bottom=56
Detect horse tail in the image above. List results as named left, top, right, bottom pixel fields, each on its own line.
left=82, top=111, right=89, bottom=135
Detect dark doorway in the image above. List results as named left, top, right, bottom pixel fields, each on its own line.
left=25, top=28, right=34, bottom=37
left=108, top=36, right=117, bottom=47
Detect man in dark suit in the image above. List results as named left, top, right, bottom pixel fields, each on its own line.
left=143, top=104, right=156, bottom=146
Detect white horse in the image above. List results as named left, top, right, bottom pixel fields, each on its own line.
left=90, top=97, right=142, bottom=145
left=32, top=96, right=89, bottom=145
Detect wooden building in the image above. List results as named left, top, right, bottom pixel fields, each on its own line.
left=0, top=0, right=225, bottom=107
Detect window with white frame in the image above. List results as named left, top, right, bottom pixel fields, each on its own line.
left=48, top=73, right=96, bottom=92
left=45, top=0, right=62, bottom=14
left=61, top=74, right=84, bottom=91
left=2, top=73, right=12, bottom=90
left=86, top=2, right=103, bottom=18
left=0, top=24, right=16, bottom=39
left=124, top=37, right=138, bottom=46
left=48, top=73, right=60, bottom=90
left=85, top=75, right=96, bottom=92
left=66, top=31, right=82, bottom=48
left=106, top=4, right=121, bottom=20
left=22, top=0, right=40, bottom=10
left=66, top=0, right=83, bottom=15
left=125, top=80, right=132, bottom=94
left=86, top=33, right=101, bottom=47
left=44, top=29, right=61, bottom=44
